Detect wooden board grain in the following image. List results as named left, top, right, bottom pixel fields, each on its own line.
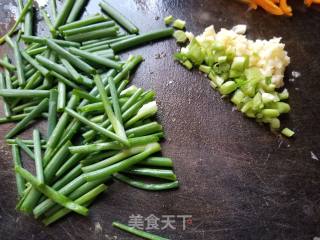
left=0, top=0, right=320, bottom=239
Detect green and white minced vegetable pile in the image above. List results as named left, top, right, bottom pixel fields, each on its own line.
left=0, top=0, right=177, bottom=234
left=170, top=20, right=295, bottom=137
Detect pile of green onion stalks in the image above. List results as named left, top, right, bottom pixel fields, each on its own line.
left=0, top=0, right=178, bottom=230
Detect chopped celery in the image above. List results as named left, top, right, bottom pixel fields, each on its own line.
left=173, top=30, right=187, bottom=43
left=281, top=128, right=295, bottom=137
left=173, top=19, right=186, bottom=30
left=164, top=15, right=174, bottom=25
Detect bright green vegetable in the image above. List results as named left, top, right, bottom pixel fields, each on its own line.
left=46, top=39, right=95, bottom=74
left=99, top=1, right=139, bottom=34
left=43, top=184, right=107, bottom=225
left=138, top=157, right=173, bottom=168
left=12, top=145, right=25, bottom=198
left=15, top=137, right=35, bottom=160
left=65, top=26, right=119, bottom=42
left=281, top=128, right=295, bottom=137
left=84, top=142, right=161, bottom=182
left=93, top=74, right=128, bottom=145
left=124, top=167, right=177, bottom=181
left=59, top=14, right=108, bottom=31
left=13, top=41, right=25, bottom=86
left=173, top=30, right=187, bottom=43
left=111, top=28, right=174, bottom=52
left=164, top=15, right=174, bottom=25
left=33, top=129, right=44, bottom=182
left=173, top=19, right=186, bottom=30
left=114, top=173, right=179, bottom=192
left=0, top=59, right=16, bottom=71
left=54, top=0, right=75, bottom=28
left=15, top=165, right=88, bottom=216
left=69, top=47, right=122, bottom=70
left=112, top=221, right=169, bottom=240
left=0, top=0, right=33, bottom=45
left=5, top=98, right=49, bottom=139
left=63, top=21, right=115, bottom=36
left=66, top=0, right=88, bottom=23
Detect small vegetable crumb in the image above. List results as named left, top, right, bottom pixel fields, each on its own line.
left=173, top=19, right=186, bottom=30
left=164, top=15, right=174, bottom=25
left=281, top=128, right=295, bottom=137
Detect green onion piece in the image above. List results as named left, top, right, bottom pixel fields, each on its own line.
left=124, top=167, right=176, bottom=181
left=59, top=14, right=107, bottom=31
left=0, top=0, right=33, bottom=45
left=66, top=0, right=88, bottom=23
left=84, top=143, right=161, bottom=182
left=5, top=98, right=49, bottom=139
left=112, top=221, right=170, bottom=240
left=65, top=26, right=119, bottom=42
left=281, top=128, right=295, bottom=137
left=48, top=89, right=58, bottom=137
left=219, top=81, right=238, bottom=95
left=0, top=59, right=16, bottom=71
left=13, top=41, right=25, bottom=86
left=173, top=30, right=187, bottom=43
left=99, top=1, right=139, bottom=34
left=173, top=19, right=186, bottom=30
left=15, top=137, right=35, bottom=160
left=43, top=184, right=107, bottom=226
left=139, top=157, right=173, bottom=168
left=54, top=0, right=75, bottom=28
left=110, top=28, right=174, bottom=52
left=33, top=129, right=44, bottom=182
left=114, top=173, right=179, bottom=191
left=15, top=165, right=88, bottom=216
left=164, top=15, right=174, bottom=25
left=93, top=74, right=128, bottom=145
left=46, top=39, right=95, bottom=75
left=12, top=145, right=25, bottom=198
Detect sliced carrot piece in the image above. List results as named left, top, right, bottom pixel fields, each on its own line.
left=253, top=0, right=285, bottom=15
left=304, top=0, right=313, bottom=6
left=280, top=0, right=293, bottom=16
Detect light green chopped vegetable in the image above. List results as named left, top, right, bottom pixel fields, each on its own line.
left=173, top=19, right=186, bottom=30
left=164, top=15, right=174, bottom=25
left=281, top=128, right=295, bottom=137
left=173, top=30, right=187, bottom=43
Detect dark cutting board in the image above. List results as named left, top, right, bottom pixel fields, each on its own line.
left=0, top=0, right=320, bottom=239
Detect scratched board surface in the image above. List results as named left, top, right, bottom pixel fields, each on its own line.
left=0, top=0, right=320, bottom=239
